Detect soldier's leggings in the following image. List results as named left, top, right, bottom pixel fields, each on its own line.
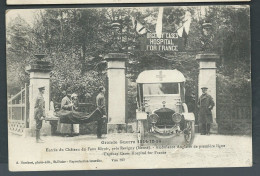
left=206, top=123, right=211, bottom=133
left=36, top=119, right=43, bottom=130
left=97, top=119, right=104, bottom=137
left=200, top=123, right=211, bottom=134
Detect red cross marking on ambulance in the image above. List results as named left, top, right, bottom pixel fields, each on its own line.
left=156, top=71, right=166, bottom=81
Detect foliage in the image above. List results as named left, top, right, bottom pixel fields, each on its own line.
left=6, top=6, right=251, bottom=119
left=6, top=16, right=35, bottom=95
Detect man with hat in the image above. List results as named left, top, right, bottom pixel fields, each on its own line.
left=197, top=86, right=215, bottom=135
left=96, top=86, right=107, bottom=138
left=34, top=86, right=46, bottom=143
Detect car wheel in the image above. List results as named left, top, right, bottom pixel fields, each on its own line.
left=184, top=120, right=195, bottom=146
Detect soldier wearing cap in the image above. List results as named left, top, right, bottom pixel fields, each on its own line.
left=34, top=86, right=46, bottom=143
left=197, top=86, right=215, bottom=135
left=96, top=86, right=107, bottom=138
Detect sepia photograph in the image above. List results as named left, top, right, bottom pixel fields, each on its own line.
left=6, top=5, right=251, bottom=171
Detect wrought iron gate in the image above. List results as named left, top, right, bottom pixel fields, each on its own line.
left=8, top=84, right=29, bottom=135
left=216, top=95, right=251, bottom=135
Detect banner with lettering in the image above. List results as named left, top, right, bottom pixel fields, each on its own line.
left=139, top=32, right=186, bottom=52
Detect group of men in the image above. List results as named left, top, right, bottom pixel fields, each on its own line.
left=58, top=90, right=80, bottom=137
left=34, top=83, right=215, bottom=143
left=34, top=86, right=107, bottom=143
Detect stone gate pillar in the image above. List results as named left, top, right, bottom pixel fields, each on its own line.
left=105, top=53, right=128, bottom=133
left=196, top=54, right=219, bottom=133
left=25, top=54, right=52, bottom=136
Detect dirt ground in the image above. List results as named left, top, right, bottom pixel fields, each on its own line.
left=8, top=132, right=252, bottom=171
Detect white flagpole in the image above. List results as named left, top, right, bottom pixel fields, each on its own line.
left=156, top=7, right=164, bottom=38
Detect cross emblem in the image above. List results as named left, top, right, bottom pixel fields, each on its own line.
left=156, top=71, right=166, bottom=81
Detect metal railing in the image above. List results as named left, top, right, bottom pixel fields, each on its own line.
left=216, top=95, right=251, bottom=135
left=8, top=83, right=29, bottom=135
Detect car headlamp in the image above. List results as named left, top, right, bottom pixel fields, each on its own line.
left=172, top=113, right=182, bottom=123
left=149, top=113, right=159, bottom=124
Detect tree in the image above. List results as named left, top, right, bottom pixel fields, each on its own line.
left=7, top=6, right=251, bottom=118
left=6, top=15, right=33, bottom=95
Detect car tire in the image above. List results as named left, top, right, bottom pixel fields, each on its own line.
left=184, top=120, right=195, bottom=146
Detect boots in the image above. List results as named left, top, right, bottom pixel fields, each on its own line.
left=36, top=130, right=44, bottom=143
left=206, top=123, right=211, bottom=135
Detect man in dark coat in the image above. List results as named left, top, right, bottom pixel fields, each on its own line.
left=197, top=86, right=215, bottom=135
left=96, top=86, right=107, bottom=138
left=34, top=86, right=46, bottom=143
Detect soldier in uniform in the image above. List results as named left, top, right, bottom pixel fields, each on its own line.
left=96, top=86, right=107, bottom=138
left=34, top=86, right=46, bottom=143
left=197, top=86, right=215, bottom=135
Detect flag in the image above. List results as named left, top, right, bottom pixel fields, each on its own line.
left=182, top=28, right=188, bottom=47
left=176, top=11, right=192, bottom=49
left=156, top=7, right=164, bottom=38
left=131, top=16, right=148, bottom=50
left=132, top=16, right=147, bottom=35
left=177, top=26, right=184, bottom=37
left=177, top=11, right=192, bottom=37
left=183, top=11, right=192, bottom=34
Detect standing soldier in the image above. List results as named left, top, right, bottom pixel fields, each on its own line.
left=96, top=86, right=107, bottom=138
left=197, top=86, right=215, bottom=135
left=34, top=86, right=46, bottom=143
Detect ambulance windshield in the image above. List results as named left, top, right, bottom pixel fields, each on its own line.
left=143, top=83, right=179, bottom=95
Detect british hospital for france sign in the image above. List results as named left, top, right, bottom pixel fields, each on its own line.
left=146, top=32, right=181, bottom=51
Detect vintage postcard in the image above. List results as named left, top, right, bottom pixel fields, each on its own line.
left=6, top=0, right=251, bottom=5
left=7, top=5, right=252, bottom=171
